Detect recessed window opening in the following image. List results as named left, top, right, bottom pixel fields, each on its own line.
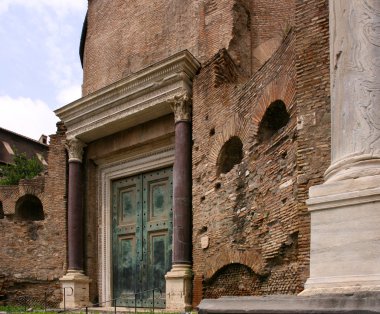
left=217, top=136, right=243, bottom=176
left=258, top=100, right=289, bottom=143
left=15, top=194, right=44, bottom=221
left=0, top=201, right=4, bottom=219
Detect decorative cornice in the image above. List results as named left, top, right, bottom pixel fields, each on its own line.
left=55, top=50, right=200, bottom=142
left=66, top=138, right=87, bottom=163
left=170, top=94, right=192, bottom=123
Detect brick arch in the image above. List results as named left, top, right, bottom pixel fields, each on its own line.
left=204, top=246, right=265, bottom=280
left=252, top=75, right=296, bottom=134
left=15, top=194, right=44, bottom=221
left=208, top=114, right=252, bottom=166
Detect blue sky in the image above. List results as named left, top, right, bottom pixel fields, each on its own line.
left=0, top=0, right=87, bottom=140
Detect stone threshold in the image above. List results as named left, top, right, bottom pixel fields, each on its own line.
left=197, top=292, right=380, bottom=314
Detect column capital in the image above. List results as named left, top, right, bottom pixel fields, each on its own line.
left=170, top=93, right=192, bottom=123
left=66, top=138, right=87, bottom=163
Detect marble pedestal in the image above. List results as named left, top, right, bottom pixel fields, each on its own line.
left=60, top=271, right=91, bottom=309
left=303, top=174, right=380, bottom=295
left=165, top=264, right=192, bottom=311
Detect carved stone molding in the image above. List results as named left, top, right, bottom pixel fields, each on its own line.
left=66, top=138, right=87, bottom=163
left=55, top=50, right=200, bottom=142
left=170, top=94, right=192, bottom=123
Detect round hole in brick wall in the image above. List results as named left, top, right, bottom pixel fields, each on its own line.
left=15, top=194, right=44, bottom=221
left=215, top=182, right=221, bottom=190
left=258, top=100, right=289, bottom=143
left=209, top=128, right=215, bottom=136
left=216, top=136, right=243, bottom=176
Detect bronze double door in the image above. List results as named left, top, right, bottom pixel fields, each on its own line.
left=112, top=167, right=173, bottom=308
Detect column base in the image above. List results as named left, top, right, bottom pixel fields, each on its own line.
left=60, top=270, right=91, bottom=309
left=165, top=264, right=192, bottom=311
left=304, top=174, right=380, bottom=296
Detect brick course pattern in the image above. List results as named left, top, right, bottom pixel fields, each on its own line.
left=82, top=0, right=294, bottom=95
left=191, top=0, right=330, bottom=306
left=192, top=29, right=298, bottom=306
left=295, top=0, right=330, bottom=287
left=0, top=130, right=67, bottom=306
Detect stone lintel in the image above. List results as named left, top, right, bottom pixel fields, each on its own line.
left=55, top=50, right=200, bottom=142
left=165, top=264, right=192, bottom=311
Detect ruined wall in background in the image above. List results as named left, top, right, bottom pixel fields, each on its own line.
left=192, top=31, right=298, bottom=306
left=0, top=128, right=67, bottom=306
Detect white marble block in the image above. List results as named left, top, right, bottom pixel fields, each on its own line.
left=165, top=264, right=192, bottom=311
left=304, top=175, right=380, bottom=294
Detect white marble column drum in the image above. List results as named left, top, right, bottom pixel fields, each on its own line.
left=303, top=0, right=380, bottom=295
left=326, top=0, right=380, bottom=182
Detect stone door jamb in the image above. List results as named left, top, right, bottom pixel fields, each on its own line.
left=97, top=146, right=174, bottom=303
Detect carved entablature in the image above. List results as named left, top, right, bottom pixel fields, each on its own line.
left=66, top=138, right=87, bottom=163
left=55, top=51, right=200, bottom=142
left=170, top=94, right=192, bottom=123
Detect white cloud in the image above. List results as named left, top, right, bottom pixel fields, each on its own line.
left=56, top=85, right=82, bottom=107
left=0, top=0, right=86, bottom=16
left=0, top=95, right=59, bottom=140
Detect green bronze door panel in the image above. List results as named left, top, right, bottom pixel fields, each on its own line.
left=112, top=175, right=142, bottom=307
left=112, top=167, right=172, bottom=308
left=141, top=168, right=173, bottom=307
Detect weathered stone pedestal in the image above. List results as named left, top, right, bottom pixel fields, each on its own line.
left=165, top=264, right=193, bottom=311
left=60, top=271, right=91, bottom=309
left=304, top=174, right=380, bottom=295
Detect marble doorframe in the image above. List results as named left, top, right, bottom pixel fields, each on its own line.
left=97, top=146, right=174, bottom=304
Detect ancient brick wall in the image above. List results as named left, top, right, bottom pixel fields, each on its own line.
left=83, top=0, right=294, bottom=95
left=192, top=31, right=298, bottom=306
left=249, top=0, right=295, bottom=72
left=295, top=0, right=330, bottom=287
left=0, top=129, right=67, bottom=306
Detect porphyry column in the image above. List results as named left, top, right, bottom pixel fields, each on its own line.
left=60, top=138, right=91, bottom=308
left=165, top=95, right=193, bottom=311
left=303, top=0, right=380, bottom=295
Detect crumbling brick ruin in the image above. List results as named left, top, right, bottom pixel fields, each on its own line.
left=0, top=124, right=67, bottom=306
left=2, top=0, right=334, bottom=310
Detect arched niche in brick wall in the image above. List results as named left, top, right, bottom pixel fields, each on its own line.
left=0, top=201, right=4, bottom=219
left=216, top=136, right=244, bottom=176
left=203, top=263, right=262, bottom=299
left=15, top=194, right=44, bottom=221
left=257, top=100, right=289, bottom=143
